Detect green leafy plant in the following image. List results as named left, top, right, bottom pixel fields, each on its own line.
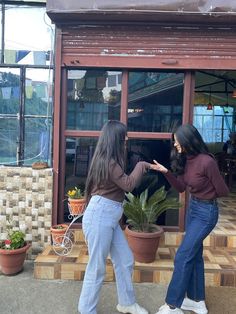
left=124, top=186, right=180, bottom=233
left=0, top=220, right=26, bottom=250
left=66, top=187, right=84, bottom=199
left=52, top=224, right=67, bottom=230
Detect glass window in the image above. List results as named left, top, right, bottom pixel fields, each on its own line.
left=0, top=9, right=2, bottom=61
left=0, top=118, right=18, bottom=165
left=10, top=0, right=46, bottom=2
left=64, top=137, right=98, bottom=221
left=127, top=71, right=184, bottom=132
left=126, top=138, right=179, bottom=226
left=24, top=117, right=52, bottom=165
left=193, top=105, right=234, bottom=143
left=25, top=68, right=53, bottom=115
left=0, top=68, right=20, bottom=114
left=67, top=70, right=121, bottom=130
left=0, top=3, right=54, bottom=166
left=5, top=6, right=53, bottom=65
left=194, top=70, right=236, bottom=143
left=0, top=68, right=20, bottom=165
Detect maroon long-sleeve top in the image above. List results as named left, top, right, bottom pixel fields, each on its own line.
left=164, top=154, right=229, bottom=199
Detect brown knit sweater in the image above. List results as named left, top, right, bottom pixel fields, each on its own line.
left=91, top=160, right=150, bottom=202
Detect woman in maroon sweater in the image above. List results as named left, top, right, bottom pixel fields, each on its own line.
left=151, top=124, right=229, bottom=314
left=78, top=120, right=151, bottom=314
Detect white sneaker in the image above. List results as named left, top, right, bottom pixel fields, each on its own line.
left=181, top=297, right=208, bottom=314
left=154, top=303, right=184, bottom=314
left=116, top=302, right=148, bottom=314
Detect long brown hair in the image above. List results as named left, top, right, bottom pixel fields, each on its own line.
left=171, top=124, right=209, bottom=174
left=85, top=120, right=127, bottom=201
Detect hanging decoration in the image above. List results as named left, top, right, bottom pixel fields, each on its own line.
left=207, top=87, right=213, bottom=110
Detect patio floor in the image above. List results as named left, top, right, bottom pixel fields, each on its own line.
left=34, top=190, right=236, bottom=287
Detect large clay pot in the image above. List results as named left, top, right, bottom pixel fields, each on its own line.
left=125, top=224, right=164, bottom=263
left=50, top=224, right=68, bottom=244
left=68, top=198, right=86, bottom=215
left=0, top=243, right=31, bottom=275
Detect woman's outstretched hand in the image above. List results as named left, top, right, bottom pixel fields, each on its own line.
left=150, top=160, right=168, bottom=174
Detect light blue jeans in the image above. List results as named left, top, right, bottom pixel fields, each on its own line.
left=78, top=195, right=136, bottom=314
left=165, top=197, right=219, bottom=308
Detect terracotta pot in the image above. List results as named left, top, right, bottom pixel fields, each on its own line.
left=125, top=224, right=164, bottom=263
left=32, top=161, right=48, bottom=169
left=0, top=243, right=31, bottom=275
left=68, top=198, right=86, bottom=215
left=50, top=224, right=68, bottom=244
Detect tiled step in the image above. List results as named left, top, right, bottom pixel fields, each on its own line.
left=162, top=229, right=236, bottom=249
left=34, top=229, right=236, bottom=287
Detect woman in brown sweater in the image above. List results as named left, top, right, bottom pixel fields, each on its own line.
left=78, top=120, right=151, bottom=314
left=151, top=124, right=229, bottom=314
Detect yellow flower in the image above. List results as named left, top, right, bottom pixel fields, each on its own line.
left=66, top=187, right=83, bottom=199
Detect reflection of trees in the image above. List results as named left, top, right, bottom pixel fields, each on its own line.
left=0, top=72, right=19, bottom=87
left=0, top=71, right=51, bottom=163
left=0, top=72, right=20, bottom=114
left=80, top=70, right=108, bottom=103
left=107, top=89, right=121, bottom=105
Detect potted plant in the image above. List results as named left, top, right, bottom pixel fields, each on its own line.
left=0, top=221, right=31, bottom=275
left=123, top=186, right=180, bottom=263
left=66, top=187, right=86, bottom=216
left=50, top=224, right=68, bottom=245
left=32, top=160, right=48, bottom=169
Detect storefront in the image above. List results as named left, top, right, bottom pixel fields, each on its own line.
left=46, top=1, right=236, bottom=231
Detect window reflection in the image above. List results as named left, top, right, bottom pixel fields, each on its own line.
left=24, top=118, right=52, bottom=165
left=64, top=137, right=97, bottom=221
left=0, top=118, right=18, bottom=165
left=126, top=138, right=179, bottom=226
left=25, top=68, right=53, bottom=115
left=67, top=70, right=121, bottom=130
left=128, top=71, right=184, bottom=132
left=0, top=68, right=20, bottom=114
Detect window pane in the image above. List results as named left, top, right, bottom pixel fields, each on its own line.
left=25, top=68, right=53, bottom=115
left=24, top=117, right=52, bottom=165
left=0, top=68, right=20, bottom=114
left=127, top=138, right=178, bottom=226
left=213, top=116, right=222, bottom=129
left=5, top=6, right=53, bottom=65
left=194, top=105, right=234, bottom=143
left=127, top=71, right=184, bottom=132
left=64, top=137, right=98, bottom=221
left=67, top=70, right=121, bottom=130
left=10, top=0, right=46, bottom=2
left=0, top=118, right=18, bottom=165
left=0, top=9, right=2, bottom=59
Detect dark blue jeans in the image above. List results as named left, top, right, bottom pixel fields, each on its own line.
left=165, top=197, right=219, bottom=308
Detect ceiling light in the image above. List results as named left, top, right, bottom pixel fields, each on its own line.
left=207, top=102, right=213, bottom=110
left=232, top=89, right=236, bottom=98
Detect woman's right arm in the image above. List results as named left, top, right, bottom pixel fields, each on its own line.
left=150, top=160, right=186, bottom=193
left=110, top=161, right=150, bottom=192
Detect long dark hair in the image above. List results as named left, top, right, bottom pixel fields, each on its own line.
left=171, top=124, right=209, bottom=174
left=85, top=120, right=127, bottom=201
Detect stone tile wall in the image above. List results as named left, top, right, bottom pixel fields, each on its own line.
left=0, top=167, right=53, bottom=259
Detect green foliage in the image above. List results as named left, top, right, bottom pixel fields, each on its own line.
left=8, top=231, right=25, bottom=249
left=123, top=186, right=180, bottom=233
left=0, top=219, right=26, bottom=250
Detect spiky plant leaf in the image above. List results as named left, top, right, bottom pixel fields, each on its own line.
left=124, top=186, right=180, bottom=232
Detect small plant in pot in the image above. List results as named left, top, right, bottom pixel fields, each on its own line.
left=0, top=220, right=31, bottom=275
left=123, top=186, right=180, bottom=263
left=66, top=187, right=86, bottom=216
left=50, top=224, right=68, bottom=245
